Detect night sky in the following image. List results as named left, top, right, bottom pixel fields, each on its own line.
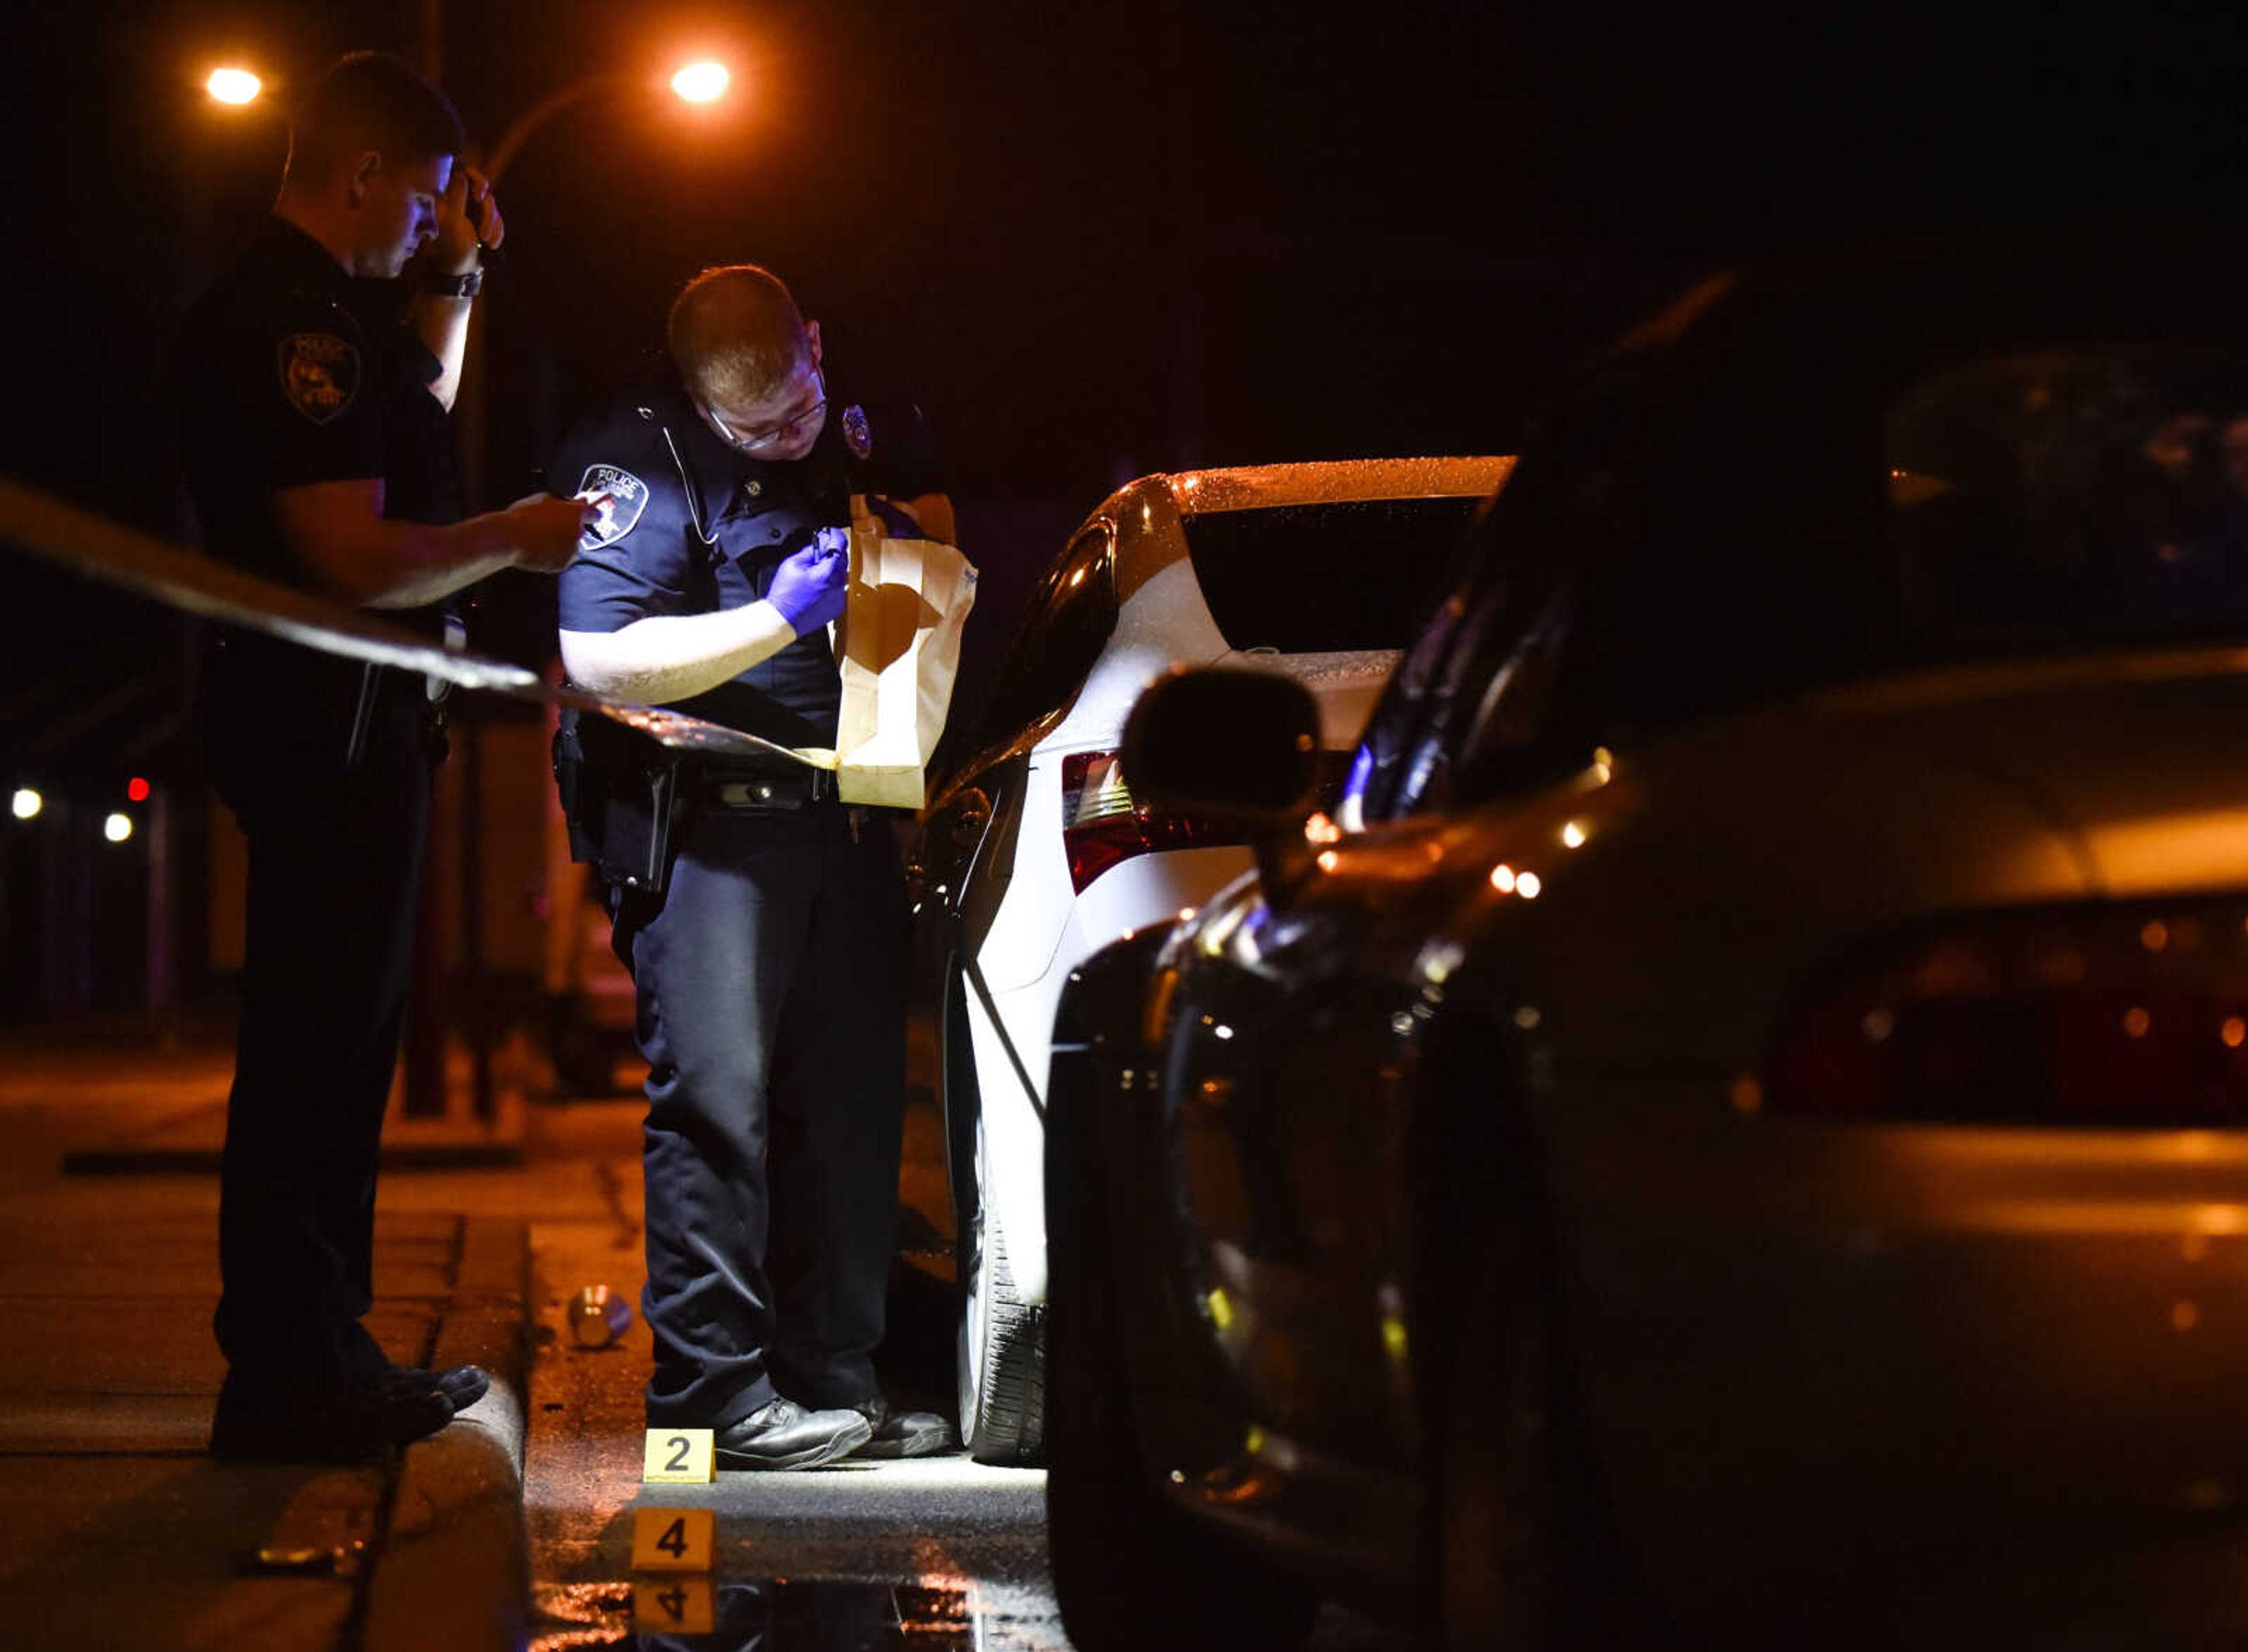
left=6, top=0, right=2246, bottom=767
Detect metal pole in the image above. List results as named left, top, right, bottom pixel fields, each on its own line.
left=414, top=0, right=444, bottom=83
left=458, top=73, right=632, bottom=512
left=461, top=708, right=492, bottom=1122
left=402, top=759, right=450, bottom=1120
left=145, top=785, right=173, bottom=1020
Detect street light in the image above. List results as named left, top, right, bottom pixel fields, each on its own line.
left=462, top=57, right=738, bottom=492
left=671, top=61, right=730, bottom=104
left=11, top=788, right=39, bottom=821
left=205, top=67, right=262, bottom=106
left=485, top=59, right=735, bottom=185
left=434, top=54, right=739, bottom=1132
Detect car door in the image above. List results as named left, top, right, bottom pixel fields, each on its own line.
left=1158, top=884, right=1414, bottom=1456
left=910, top=523, right=1119, bottom=1269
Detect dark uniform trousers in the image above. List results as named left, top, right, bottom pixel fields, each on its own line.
left=612, top=797, right=907, bottom=1429
left=174, top=215, right=465, bottom=1396
left=204, top=658, right=433, bottom=1384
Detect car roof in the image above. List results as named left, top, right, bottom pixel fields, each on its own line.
left=1159, top=457, right=1513, bottom=515
left=1084, top=457, right=1514, bottom=606
left=1606, top=217, right=2247, bottom=376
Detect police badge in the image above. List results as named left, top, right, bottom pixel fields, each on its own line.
left=277, top=333, right=361, bottom=425
left=575, top=465, right=650, bottom=550
left=841, top=405, right=872, bottom=460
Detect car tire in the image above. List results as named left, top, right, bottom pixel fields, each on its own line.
left=1046, top=1048, right=1320, bottom=1652
left=957, top=1112, right=1046, bottom=1464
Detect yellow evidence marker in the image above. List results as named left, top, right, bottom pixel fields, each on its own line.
left=630, top=1507, right=716, bottom=1573
left=633, top=1577, right=716, bottom=1633
left=642, top=1427, right=716, bottom=1483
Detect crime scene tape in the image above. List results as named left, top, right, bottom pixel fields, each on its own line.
left=0, top=477, right=810, bottom=764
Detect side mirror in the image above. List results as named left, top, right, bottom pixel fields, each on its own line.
left=1120, top=669, right=1322, bottom=894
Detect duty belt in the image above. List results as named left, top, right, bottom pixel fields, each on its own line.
left=702, top=768, right=838, bottom=810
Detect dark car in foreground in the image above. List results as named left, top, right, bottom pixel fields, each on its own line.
left=1042, top=226, right=2248, bottom=1651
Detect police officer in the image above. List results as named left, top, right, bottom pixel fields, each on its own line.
left=553, top=265, right=952, bottom=1468
left=174, top=52, right=593, bottom=1462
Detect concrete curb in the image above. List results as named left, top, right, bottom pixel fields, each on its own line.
left=361, top=1218, right=532, bottom=1652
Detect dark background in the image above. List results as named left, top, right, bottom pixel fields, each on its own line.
left=9, top=0, right=2248, bottom=719
left=4, top=0, right=2245, bottom=1009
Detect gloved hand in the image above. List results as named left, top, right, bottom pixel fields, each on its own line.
left=765, top=527, right=849, bottom=635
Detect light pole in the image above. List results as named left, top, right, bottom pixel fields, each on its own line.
left=484, top=61, right=729, bottom=187
left=429, top=59, right=734, bottom=1129
left=458, top=59, right=734, bottom=506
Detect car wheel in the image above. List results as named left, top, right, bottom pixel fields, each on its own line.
left=1046, top=1048, right=1320, bottom=1652
left=956, top=1110, right=1046, bottom=1464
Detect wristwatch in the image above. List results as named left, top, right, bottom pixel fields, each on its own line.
left=423, top=267, right=484, bottom=299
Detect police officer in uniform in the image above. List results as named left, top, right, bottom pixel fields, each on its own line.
left=174, top=52, right=593, bottom=1462
left=553, top=265, right=952, bottom=1467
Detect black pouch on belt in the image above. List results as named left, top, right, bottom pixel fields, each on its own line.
left=557, top=710, right=690, bottom=894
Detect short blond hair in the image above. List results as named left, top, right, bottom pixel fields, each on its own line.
left=667, top=265, right=809, bottom=407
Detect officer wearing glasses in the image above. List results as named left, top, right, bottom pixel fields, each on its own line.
left=550, top=265, right=952, bottom=1468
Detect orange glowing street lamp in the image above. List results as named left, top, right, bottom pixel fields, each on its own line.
left=671, top=60, right=730, bottom=104
left=204, top=67, right=262, bottom=106
left=485, top=59, right=735, bottom=184
left=460, top=57, right=737, bottom=506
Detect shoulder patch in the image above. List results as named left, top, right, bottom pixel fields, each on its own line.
left=575, top=464, right=650, bottom=550
left=276, top=333, right=361, bottom=424
left=842, top=404, right=872, bottom=460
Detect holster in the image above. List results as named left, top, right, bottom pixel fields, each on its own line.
left=553, top=710, right=690, bottom=894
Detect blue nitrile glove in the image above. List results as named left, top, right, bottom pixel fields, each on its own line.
left=765, top=528, right=849, bottom=635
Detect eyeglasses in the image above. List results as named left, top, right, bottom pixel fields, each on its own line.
left=704, top=368, right=828, bottom=453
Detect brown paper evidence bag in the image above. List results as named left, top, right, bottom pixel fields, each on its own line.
left=796, top=495, right=978, bottom=810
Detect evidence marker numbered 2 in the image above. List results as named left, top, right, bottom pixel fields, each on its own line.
left=643, top=1426, right=715, bottom=1483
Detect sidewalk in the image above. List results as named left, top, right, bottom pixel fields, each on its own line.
left=0, top=1013, right=971, bottom=1651
left=0, top=1022, right=540, bottom=1652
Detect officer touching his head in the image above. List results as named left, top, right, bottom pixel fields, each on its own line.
left=552, top=265, right=952, bottom=1468
left=174, top=51, right=595, bottom=1462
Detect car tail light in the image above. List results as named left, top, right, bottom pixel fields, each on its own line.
left=1764, top=900, right=2248, bottom=1126
left=1061, top=749, right=1250, bottom=894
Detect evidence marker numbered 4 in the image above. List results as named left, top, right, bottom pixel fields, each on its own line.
left=635, top=1576, right=716, bottom=1634
left=630, top=1507, right=717, bottom=1573
left=643, top=1426, right=715, bottom=1483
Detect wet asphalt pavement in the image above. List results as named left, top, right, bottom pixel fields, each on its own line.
left=520, top=1094, right=1411, bottom=1652
left=519, top=1093, right=1071, bottom=1651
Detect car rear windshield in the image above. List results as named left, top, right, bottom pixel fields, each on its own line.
left=1183, top=496, right=1480, bottom=653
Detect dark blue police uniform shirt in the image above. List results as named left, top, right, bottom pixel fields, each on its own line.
left=552, top=377, right=941, bottom=752
left=173, top=216, right=461, bottom=759
left=176, top=216, right=460, bottom=582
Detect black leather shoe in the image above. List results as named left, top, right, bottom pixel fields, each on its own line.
left=341, top=1334, right=491, bottom=1414
left=847, top=1396, right=954, bottom=1459
left=712, top=1398, right=873, bottom=1471
left=381, top=1363, right=491, bottom=1413
left=210, top=1371, right=453, bottom=1464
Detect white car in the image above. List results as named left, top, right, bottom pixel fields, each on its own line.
left=904, top=457, right=1511, bottom=1461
